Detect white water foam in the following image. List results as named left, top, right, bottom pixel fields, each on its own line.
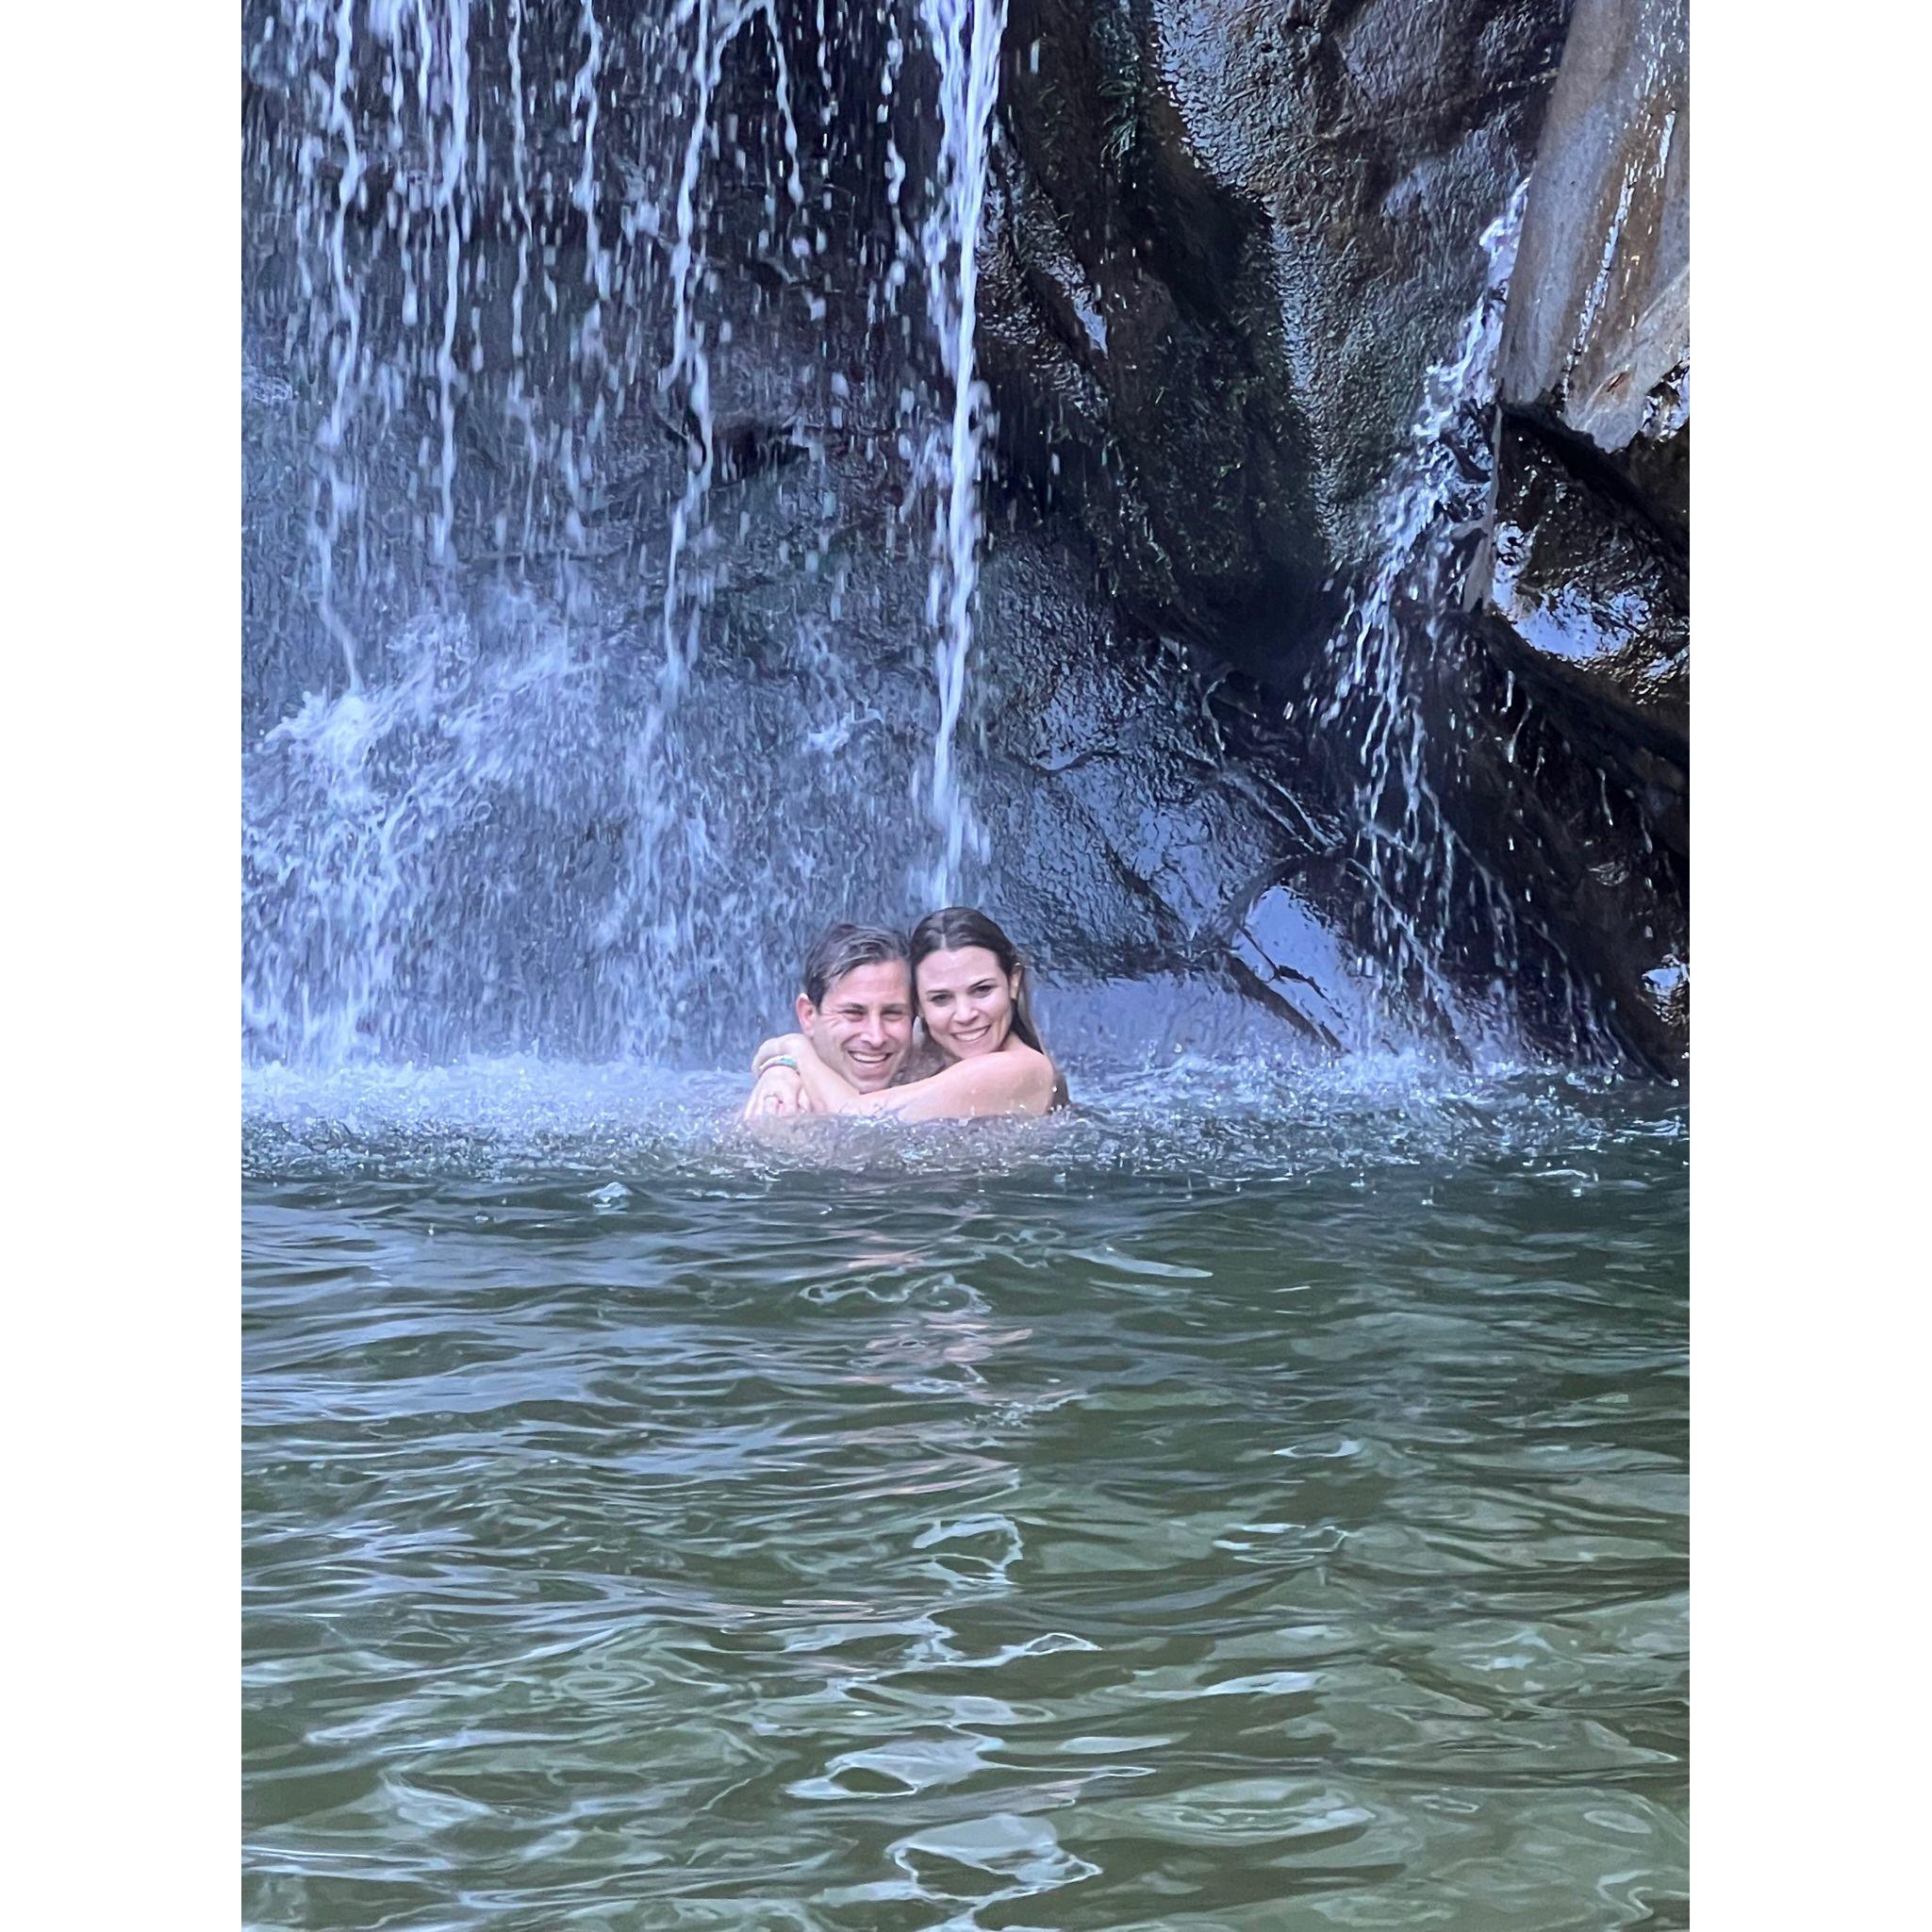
left=242, top=1043, right=1670, bottom=1191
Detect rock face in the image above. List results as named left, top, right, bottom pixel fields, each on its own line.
left=973, top=0, right=1691, bottom=1070
left=1489, top=0, right=1690, bottom=678
left=1484, top=0, right=1689, bottom=1057
left=1485, top=0, right=1690, bottom=714
left=1499, top=0, right=1688, bottom=452
left=978, top=0, right=1571, bottom=669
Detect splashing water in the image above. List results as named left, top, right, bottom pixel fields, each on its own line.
left=242, top=599, right=608, bottom=1066
left=916, top=0, right=1007, bottom=904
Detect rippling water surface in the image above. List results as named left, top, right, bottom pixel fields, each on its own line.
left=243, top=1058, right=1688, bottom=1929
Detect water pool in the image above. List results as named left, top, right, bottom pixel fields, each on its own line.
left=243, top=1060, right=1687, bottom=1929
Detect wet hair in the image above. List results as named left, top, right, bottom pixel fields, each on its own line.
left=799, top=922, right=913, bottom=1010
left=909, top=906, right=1067, bottom=1106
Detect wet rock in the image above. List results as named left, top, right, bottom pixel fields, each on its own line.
left=968, top=543, right=1383, bottom=1051
left=1471, top=0, right=1689, bottom=1061
left=1497, top=0, right=1689, bottom=453
left=981, top=0, right=1570, bottom=656
left=1457, top=601, right=1689, bottom=1073
left=1485, top=417, right=1688, bottom=722
left=1482, top=0, right=1690, bottom=724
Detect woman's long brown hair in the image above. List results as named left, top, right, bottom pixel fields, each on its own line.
left=909, top=907, right=1068, bottom=1108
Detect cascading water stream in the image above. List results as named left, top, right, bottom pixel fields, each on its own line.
left=916, top=0, right=1006, bottom=905
left=591, top=0, right=813, bottom=1060
left=656, top=0, right=719, bottom=685
left=1311, top=183, right=1566, bottom=1058
left=502, top=0, right=538, bottom=560
left=305, top=0, right=367, bottom=689
left=429, top=3, right=471, bottom=564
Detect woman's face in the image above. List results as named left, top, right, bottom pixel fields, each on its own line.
left=916, top=946, right=1019, bottom=1060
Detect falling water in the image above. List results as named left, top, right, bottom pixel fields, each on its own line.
left=244, top=1, right=998, bottom=1068
left=656, top=0, right=720, bottom=683
left=590, top=0, right=815, bottom=1059
left=1313, top=183, right=1560, bottom=1055
left=304, top=0, right=366, bottom=687
left=916, top=0, right=1006, bottom=903
left=429, top=4, right=471, bottom=563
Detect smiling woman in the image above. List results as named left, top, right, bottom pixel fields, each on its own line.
left=910, top=906, right=1056, bottom=1075
left=917, top=944, right=1015, bottom=1057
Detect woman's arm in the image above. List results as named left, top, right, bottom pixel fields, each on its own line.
left=742, top=1063, right=814, bottom=1119
left=751, top=1032, right=1057, bottom=1122
left=749, top=1033, right=871, bottom=1114
left=785, top=1041, right=863, bottom=1112
left=752, top=1032, right=818, bottom=1079
left=812, top=1046, right=1055, bottom=1122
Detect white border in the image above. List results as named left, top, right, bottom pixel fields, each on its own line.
left=11, top=4, right=237, bottom=1921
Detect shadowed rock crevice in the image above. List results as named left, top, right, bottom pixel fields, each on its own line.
left=968, top=0, right=1687, bottom=1070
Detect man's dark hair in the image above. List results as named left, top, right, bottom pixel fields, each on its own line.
left=800, top=923, right=911, bottom=1009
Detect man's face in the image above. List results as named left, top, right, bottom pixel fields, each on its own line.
left=797, top=959, right=915, bottom=1092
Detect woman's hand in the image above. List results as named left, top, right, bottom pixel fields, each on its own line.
left=751, top=1032, right=811, bottom=1078
left=743, top=1064, right=814, bottom=1119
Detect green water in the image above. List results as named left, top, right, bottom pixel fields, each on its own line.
left=243, top=1063, right=1688, bottom=1929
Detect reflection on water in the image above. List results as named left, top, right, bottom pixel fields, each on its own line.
left=244, top=1060, right=1687, bottom=1929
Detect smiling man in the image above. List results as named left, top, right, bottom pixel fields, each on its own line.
left=743, top=924, right=916, bottom=1117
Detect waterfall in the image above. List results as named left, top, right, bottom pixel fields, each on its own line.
left=1311, top=183, right=1576, bottom=1057
left=592, top=0, right=813, bottom=1061
left=305, top=0, right=366, bottom=689
left=244, top=1, right=1002, bottom=1069
left=915, top=0, right=1006, bottom=904
left=241, top=6, right=1589, bottom=1078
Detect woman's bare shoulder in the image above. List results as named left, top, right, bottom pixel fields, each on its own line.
left=1010, top=1042, right=1065, bottom=1109
left=956, top=1041, right=1058, bottom=1112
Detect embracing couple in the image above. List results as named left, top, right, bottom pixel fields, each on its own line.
left=743, top=907, right=1067, bottom=1122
